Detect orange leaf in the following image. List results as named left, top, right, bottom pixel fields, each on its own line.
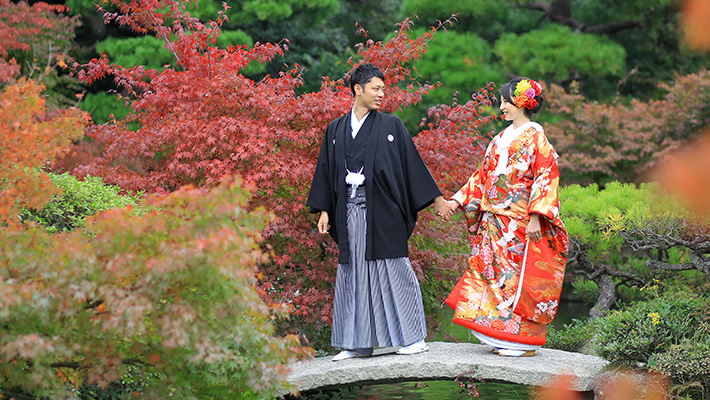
left=682, top=0, right=710, bottom=51
left=652, top=130, right=710, bottom=217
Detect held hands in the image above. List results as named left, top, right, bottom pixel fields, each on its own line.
left=527, top=213, right=542, bottom=242
left=434, top=196, right=459, bottom=221
left=318, top=211, right=330, bottom=234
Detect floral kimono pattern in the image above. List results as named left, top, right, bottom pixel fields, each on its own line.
left=444, top=122, right=568, bottom=346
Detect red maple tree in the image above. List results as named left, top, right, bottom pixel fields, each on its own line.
left=70, top=0, right=497, bottom=346
left=544, top=71, right=710, bottom=186
left=0, top=0, right=79, bottom=83
left=0, top=78, right=87, bottom=227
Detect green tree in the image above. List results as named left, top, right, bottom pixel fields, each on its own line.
left=396, top=28, right=505, bottom=131
left=561, top=182, right=652, bottom=318
left=560, top=181, right=709, bottom=319
left=520, top=0, right=709, bottom=95
left=401, top=0, right=539, bottom=42
left=94, top=36, right=175, bottom=70
left=402, top=0, right=710, bottom=100
left=494, top=24, right=626, bottom=86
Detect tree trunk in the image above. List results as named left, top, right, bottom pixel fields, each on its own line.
left=589, top=274, right=616, bottom=319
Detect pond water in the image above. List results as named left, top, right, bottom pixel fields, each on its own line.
left=338, top=300, right=589, bottom=400
left=339, top=380, right=531, bottom=400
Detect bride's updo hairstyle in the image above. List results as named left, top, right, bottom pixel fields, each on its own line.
left=500, top=77, right=545, bottom=118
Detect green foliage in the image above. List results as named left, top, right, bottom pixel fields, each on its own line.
left=561, top=182, right=685, bottom=265
left=540, top=288, right=710, bottom=399
left=232, top=0, right=339, bottom=24
left=401, top=0, right=540, bottom=42
left=652, top=339, right=710, bottom=399
left=393, top=28, right=505, bottom=132
left=410, top=29, right=505, bottom=105
left=546, top=318, right=595, bottom=352
left=20, top=173, right=140, bottom=233
left=183, top=0, right=221, bottom=22
left=572, top=0, right=673, bottom=21
left=494, top=24, right=626, bottom=83
left=214, top=30, right=265, bottom=77
left=567, top=0, right=709, bottom=95
left=570, top=277, right=600, bottom=307
left=215, top=29, right=254, bottom=49
left=593, top=290, right=707, bottom=366
left=94, top=36, right=175, bottom=69
left=94, top=30, right=256, bottom=71
left=80, top=91, right=131, bottom=124
left=558, top=182, right=684, bottom=315
left=0, top=178, right=310, bottom=398
left=248, top=10, right=348, bottom=92
left=403, top=0, right=710, bottom=101
left=64, top=0, right=107, bottom=16
left=561, top=182, right=646, bottom=264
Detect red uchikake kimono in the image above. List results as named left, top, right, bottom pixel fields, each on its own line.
left=445, top=122, right=569, bottom=346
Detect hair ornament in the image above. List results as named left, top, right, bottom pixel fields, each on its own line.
left=513, top=79, right=542, bottom=110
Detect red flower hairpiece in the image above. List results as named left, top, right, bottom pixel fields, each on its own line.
left=513, top=79, right=542, bottom=110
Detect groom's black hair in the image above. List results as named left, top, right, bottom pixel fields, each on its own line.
left=350, top=63, right=385, bottom=95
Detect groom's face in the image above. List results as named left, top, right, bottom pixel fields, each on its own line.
left=354, top=77, right=385, bottom=112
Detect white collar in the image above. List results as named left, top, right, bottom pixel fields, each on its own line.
left=497, top=121, right=541, bottom=148
left=492, top=121, right=542, bottom=176
left=350, top=108, right=370, bottom=139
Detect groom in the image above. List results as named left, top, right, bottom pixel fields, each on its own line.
left=307, top=63, right=451, bottom=361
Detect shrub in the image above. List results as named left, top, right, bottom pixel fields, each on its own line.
left=21, top=173, right=140, bottom=233
left=0, top=178, right=310, bottom=398
left=652, top=339, right=710, bottom=399
left=546, top=319, right=595, bottom=353
left=592, top=290, right=707, bottom=367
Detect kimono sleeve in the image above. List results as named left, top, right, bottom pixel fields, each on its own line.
left=452, top=165, right=484, bottom=221
left=306, top=129, right=334, bottom=214
left=527, top=131, right=561, bottom=221
left=399, top=120, right=442, bottom=212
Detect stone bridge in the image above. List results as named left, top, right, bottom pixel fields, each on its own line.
left=279, top=342, right=608, bottom=397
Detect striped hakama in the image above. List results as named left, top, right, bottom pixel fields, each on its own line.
left=331, top=187, right=427, bottom=349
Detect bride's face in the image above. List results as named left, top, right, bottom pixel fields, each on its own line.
left=500, top=96, right=525, bottom=123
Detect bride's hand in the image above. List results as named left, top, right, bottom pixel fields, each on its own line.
left=527, top=213, right=542, bottom=241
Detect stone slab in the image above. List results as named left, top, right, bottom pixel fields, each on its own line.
left=278, top=342, right=609, bottom=397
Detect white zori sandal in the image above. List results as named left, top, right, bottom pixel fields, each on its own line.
left=396, top=340, right=430, bottom=355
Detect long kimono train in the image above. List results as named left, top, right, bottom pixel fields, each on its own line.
left=445, top=122, right=569, bottom=347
